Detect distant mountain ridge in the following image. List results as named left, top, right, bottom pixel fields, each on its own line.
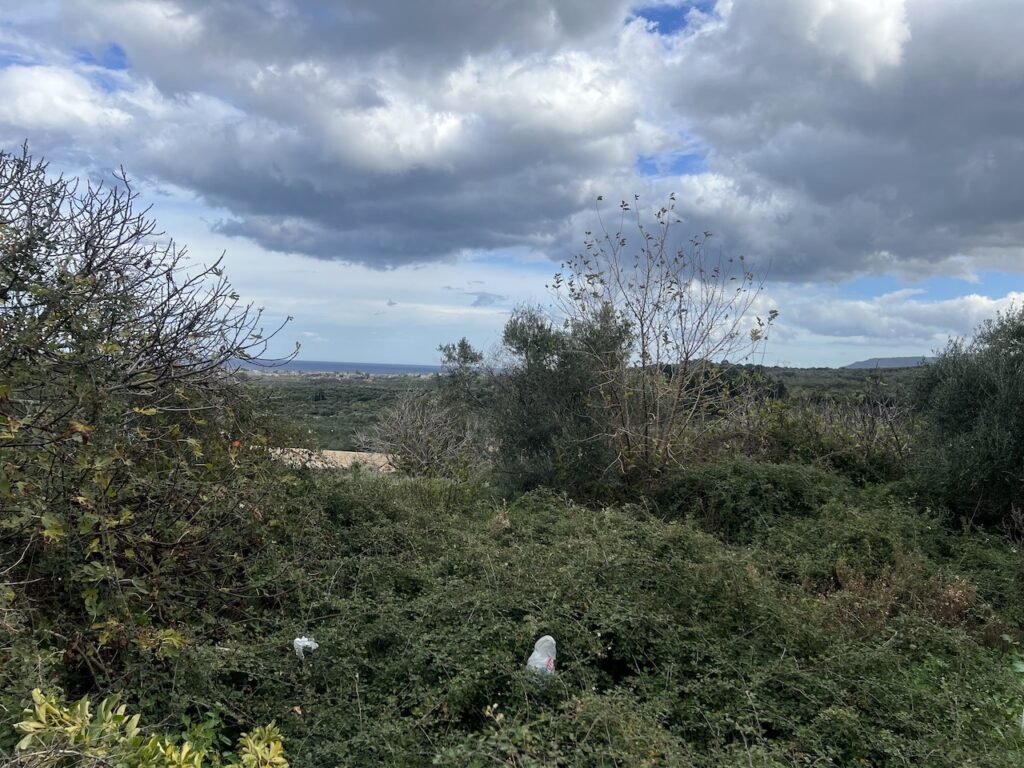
left=844, top=356, right=936, bottom=369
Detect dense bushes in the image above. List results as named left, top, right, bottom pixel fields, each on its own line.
left=5, top=148, right=1024, bottom=766
left=7, top=451, right=1022, bottom=765
left=420, top=318, right=915, bottom=497
left=652, top=458, right=849, bottom=542
left=745, top=393, right=916, bottom=484
left=0, top=149, right=291, bottom=752
left=914, top=308, right=1024, bottom=527
left=16, top=468, right=1014, bottom=767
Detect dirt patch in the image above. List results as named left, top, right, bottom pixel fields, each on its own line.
left=273, top=448, right=394, bottom=472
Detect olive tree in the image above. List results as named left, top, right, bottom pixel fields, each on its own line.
left=486, top=305, right=628, bottom=493
left=914, top=308, right=1024, bottom=527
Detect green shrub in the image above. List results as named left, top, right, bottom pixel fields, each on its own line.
left=91, top=471, right=1024, bottom=766
left=0, top=148, right=289, bottom=739
left=2, top=465, right=1021, bottom=765
left=485, top=306, right=626, bottom=495
left=748, top=392, right=915, bottom=484
left=756, top=500, right=945, bottom=583
left=913, top=308, right=1024, bottom=527
left=6, top=689, right=286, bottom=768
left=652, top=458, right=849, bottom=542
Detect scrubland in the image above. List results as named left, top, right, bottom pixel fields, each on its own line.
left=4, top=148, right=1024, bottom=766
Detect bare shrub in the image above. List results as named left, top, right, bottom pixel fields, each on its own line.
left=553, top=195, right=776, bottom=476
left=358, top=392, right=487, bottom=479
left=734, top=393, right=917, bottom=481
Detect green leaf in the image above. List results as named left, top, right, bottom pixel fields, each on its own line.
left=40, top=514, right=67, bottom=541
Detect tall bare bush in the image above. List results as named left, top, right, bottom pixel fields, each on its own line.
left=358, top=392, right=487, bottom=479
left=553, top=195, right=776, bottom=475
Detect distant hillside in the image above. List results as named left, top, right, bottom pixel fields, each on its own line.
left=845, top=356, right=935, bottom=369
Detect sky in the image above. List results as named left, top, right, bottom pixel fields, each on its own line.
left=1, top=0, right=1023, bottom=367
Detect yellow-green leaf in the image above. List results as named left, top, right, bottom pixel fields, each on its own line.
left=40, top=515, right=66, bottom=541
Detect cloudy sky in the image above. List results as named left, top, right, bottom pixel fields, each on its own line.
left=2, top=0, right=1023, bottom=366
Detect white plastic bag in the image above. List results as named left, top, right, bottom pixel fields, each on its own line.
left=526, top=635, right=556, bottom=676
left=293, top=636, right=319, bottom=659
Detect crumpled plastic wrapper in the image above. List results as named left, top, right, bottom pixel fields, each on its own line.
left=293, top=636, right=319, bottom=659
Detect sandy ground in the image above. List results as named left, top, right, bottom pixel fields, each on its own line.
left=272, top=448, right=394, bottom=472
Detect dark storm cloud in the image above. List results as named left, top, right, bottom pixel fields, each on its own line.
left=648, top=0, right=1024, bottom=279
left=3, top=0, right=1024, bottom=281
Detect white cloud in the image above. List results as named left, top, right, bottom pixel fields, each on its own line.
left=445, top=52, right=637, bottom=140
left=5, top=0, right=1023, bottom=280
left=804, top=0, right=910, bottom=80
left=0, top=65, right=131, bottom=131
left=770, top=286, right=1024, bottom=363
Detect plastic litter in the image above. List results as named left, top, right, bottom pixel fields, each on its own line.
left=293, top=636, right=319, bottom=659
left=526, top=635, right=556, bottom=676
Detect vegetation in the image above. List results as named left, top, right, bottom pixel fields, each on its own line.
left=4, top=155, right=1024, bottom=766
left=760, top=364, right=923, bottom=399
left=12, top=689, right=287, bottom=768
left=403, top=200, right=912, bottom=496
left=913, top=308, right=1024, bottom=528
left=244, top=374, right=433, bottom=451
left=0, top=147, right=291, bottom=762
left=356, top=390, right=488, bottom=478
left=551, top=197, right=776, bottom=477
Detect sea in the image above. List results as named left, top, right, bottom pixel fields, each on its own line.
left=235, top=359, right=443, bottom=375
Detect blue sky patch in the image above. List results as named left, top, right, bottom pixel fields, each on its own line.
left=834, top=271, right=1024, bottom=302
left=73, top=42, right=129, bottom=71
left=632, top=2, right=716, bottom=35
left=636, top=151, right=707, bottom=177
left=0, top=48, right=37, bottom=68
left=90, top=71, right=127, bottom=94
